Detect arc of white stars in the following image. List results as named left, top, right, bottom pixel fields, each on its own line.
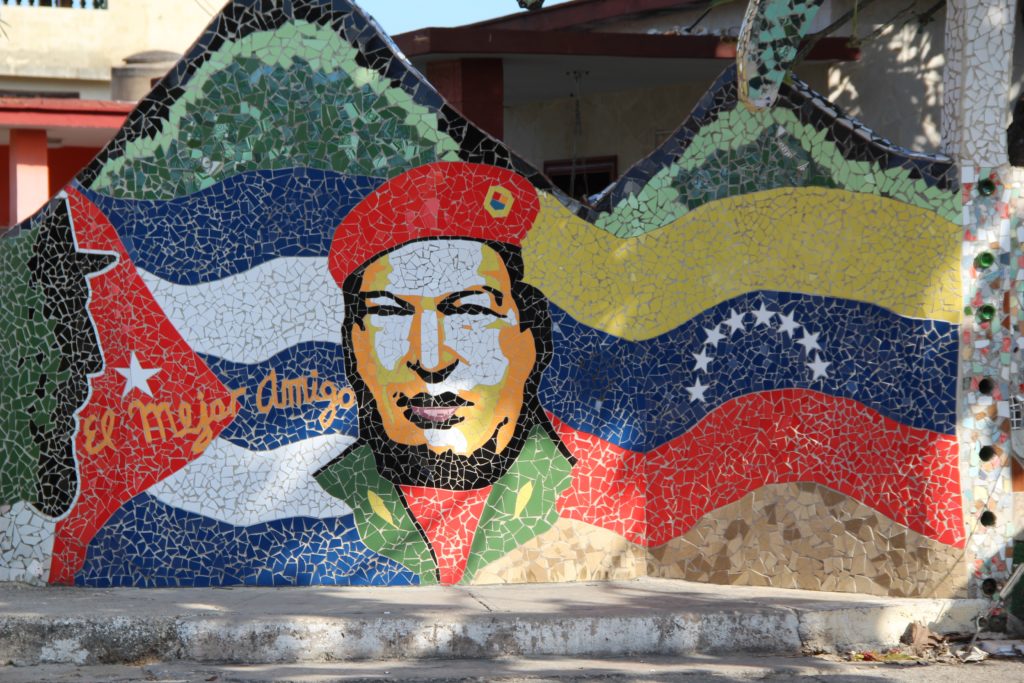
left=686, top=305, right=831, bottom=402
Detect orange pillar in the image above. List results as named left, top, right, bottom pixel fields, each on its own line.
left=8, top=129, right=49, bottom=226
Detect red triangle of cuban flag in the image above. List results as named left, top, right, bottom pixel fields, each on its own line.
left=50, top=187, right=240, bottom=585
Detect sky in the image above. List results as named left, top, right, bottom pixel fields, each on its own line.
left=356, top=0, right=574, bottom=36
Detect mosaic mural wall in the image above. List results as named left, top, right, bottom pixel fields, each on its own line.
left=0, top=0, right=970, bottom=596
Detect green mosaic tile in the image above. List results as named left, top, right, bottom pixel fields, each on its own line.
left=596, top=106, right=959, bottom=237
left=0, top=222, right=61, bottom=507
left=90, top=22, right=460, bottom=199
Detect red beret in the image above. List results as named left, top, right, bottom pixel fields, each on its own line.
left=328, top=162, right=540, bottom=287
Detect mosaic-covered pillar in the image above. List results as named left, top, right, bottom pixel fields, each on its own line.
left=943, top=0, right=1022, bottom=598
left=944, top=0, right=1014, bottom=165
left=736, top=0, right=826, bottom=110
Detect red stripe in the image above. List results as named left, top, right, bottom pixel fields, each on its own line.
left=554, top=388, right=964, bottom=548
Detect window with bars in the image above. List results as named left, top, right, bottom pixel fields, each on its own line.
left=0, top=1, right=107, bottom=8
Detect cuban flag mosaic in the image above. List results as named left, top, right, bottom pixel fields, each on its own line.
left=0, top=0, right=964, bottom=597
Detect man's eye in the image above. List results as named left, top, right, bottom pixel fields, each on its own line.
left=440, top=302, right=500, bottom=317
left=366, top=304, right=412, bottom=316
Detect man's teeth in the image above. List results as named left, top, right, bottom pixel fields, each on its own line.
left=411, top=406, right=458, bottom=421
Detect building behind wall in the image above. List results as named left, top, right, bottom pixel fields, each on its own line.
left=394, top=0, right=985, bottom=200
left=0, top=0, right=222, bottom=227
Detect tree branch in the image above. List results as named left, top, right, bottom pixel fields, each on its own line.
left=791, top=0, right=884, bottom=67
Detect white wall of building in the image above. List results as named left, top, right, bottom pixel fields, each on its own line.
left=825, top=1, right=948, bottom=152
left=503, top=0, right=961, bottom=175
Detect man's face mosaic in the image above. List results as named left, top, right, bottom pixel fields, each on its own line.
left=351, top=240, right=536, bottom=457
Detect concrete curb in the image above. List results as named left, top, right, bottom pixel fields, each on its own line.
left=795, top=600, right=989, bottom=654
left=0, top=612, right=806, bottom=665
left=0, top=579, right=988, bottom=666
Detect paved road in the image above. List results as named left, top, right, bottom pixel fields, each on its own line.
left=1, top=655, right=1021, bottom=682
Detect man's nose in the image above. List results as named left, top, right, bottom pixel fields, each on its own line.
left=408, top=309, right=458, bottom=382
left=419, top=309, right=441, bottom=369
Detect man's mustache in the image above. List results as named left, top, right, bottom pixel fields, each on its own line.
left=396, top=392, right=473, bottom=408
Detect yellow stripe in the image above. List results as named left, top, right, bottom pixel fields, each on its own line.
left=522, top=188, right=960, bottom=341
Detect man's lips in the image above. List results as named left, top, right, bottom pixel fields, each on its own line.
left=408, top=405, right=460, bottom=422
left=397, top=393, right=472, bottom=427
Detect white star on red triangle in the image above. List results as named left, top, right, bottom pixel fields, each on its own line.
left=115, top=351, right=161, bottom=398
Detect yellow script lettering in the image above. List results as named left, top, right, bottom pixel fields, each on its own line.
left=131, top=387, right=246, bottom=453
left=81, top=408, right=116, bottom=455
left=254, top=369, right=355, bottom=427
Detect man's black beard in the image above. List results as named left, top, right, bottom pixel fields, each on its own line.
left=361, top=399, right=535, bottom=490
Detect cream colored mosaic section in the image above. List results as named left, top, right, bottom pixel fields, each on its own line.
left=647, top=482, right=967, bottom=599
left=471, top=517, right=646, bottom=585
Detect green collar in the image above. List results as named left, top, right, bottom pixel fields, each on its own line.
left=315, top=424, right=572, bottom=584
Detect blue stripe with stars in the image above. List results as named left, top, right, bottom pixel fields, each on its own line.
left=539, top=291, right=957, bottom=452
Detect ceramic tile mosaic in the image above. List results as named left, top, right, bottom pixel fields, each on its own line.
left=736, top=0, right=825, bottom=110
left=959, top=164, right=1021, bottom=595
left=942, top=0, right=1022, bottom=599
left=648, top=482, right=964, bottom=598
left=0, top=0, right=973, bottom=596
left=941, top=0, right=966, bottom=157
left=944, top=0, right=1015, bottom=167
